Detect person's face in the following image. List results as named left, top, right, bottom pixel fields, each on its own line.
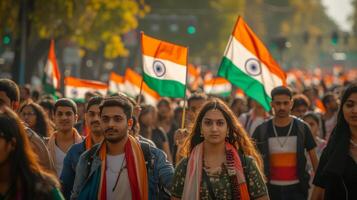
left=20, top=106, right=37, bottom=129
left=231, top=99, right=246, bottom=117
left=101, top=106, right=131, bottom=143
left=188, top=99, right=205, bottom=121
left=85, top=104, right=102, bottom=136
left=0, top=137, right=15, bottom=166
left=54, top=106, right=77, bottom=132
left=271, top=94, right=293, bottom=118
left=327, top=96, right=340, bottom=112
left=303, top=117, right=319, bottom=137
left=201, top=109, right=228, bottom=145
left=343, top=93, right=357, bottom=128
left=77, top=103, right=85, bottom=121
left=291, top=105, right=308, bottom=118
left=140, top=110, right=154, bottom=126
left=157, top=103, right=172, bottom=119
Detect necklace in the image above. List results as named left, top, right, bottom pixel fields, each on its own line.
left=107, top=157, right=126, bottom=191
left=272, top=118, right=294, bottom=148
left=350, top=139, right=357, bottom=148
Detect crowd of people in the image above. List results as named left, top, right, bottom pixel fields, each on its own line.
left=0, top=77, right=356, bottom=200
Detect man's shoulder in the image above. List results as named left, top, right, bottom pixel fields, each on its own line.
left=78, top=143, right=101, bottom=162
left=67, top=140, right=86, bottom=155
left=292, top=116, right=310, bottom=130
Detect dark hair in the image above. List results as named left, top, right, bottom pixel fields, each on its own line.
left=231, top=96, right=246, bottom=107
left=0, top=107, right=59, bottom=199
left=333, top=83, right=357, bottom=137
left=39, top=99, right=55, bottom=118
left=322, top=92, right=336, bottom=108
left=99, top=96, right=133, bottom=120
left=271, top=86, right=292, bottom=100
left=292, top=94, right=311, bottom=110
left=0, top=78, right=20, bottom=103
left=86, top=96, right=104, bottom=112
left=157, top=98, right=171, bottom=108
left=302, top=111, right=320, bottom=125
left=19, top=102, right=51, bottom=138
left=188, top=92, right=207, bottom=106
left=54, top=98, right=78, bottom=114
left=183, top=98, right=264, bottom=172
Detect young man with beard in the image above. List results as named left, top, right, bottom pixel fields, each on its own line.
left=47, top=98, right=83, bottom=177
left=0, top=78, right=55, bottom=173
left=71, top=96, right=174, bottom=200
left=252, top=86, right=319, bottom=200
left=60, top=96, right=104, bottom=199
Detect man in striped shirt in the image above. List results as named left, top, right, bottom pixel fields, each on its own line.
left=253, top=86, right=318, bottom=200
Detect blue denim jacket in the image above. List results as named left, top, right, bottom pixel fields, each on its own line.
left=60, top=140, right=86, bottom=200
left=71, top=139, right=174, bottom=200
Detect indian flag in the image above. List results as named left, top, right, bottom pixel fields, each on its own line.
left=203, top=77, right=232, bottom=97
left=218, top=16, right=286, bottom=111
left=123, top=68, right=160, bottom=106
left=141, top=33, right=188, bottom=98
left=187, top=64, right=202, bottom=91
left=109, top=72, right=125, bottom=94
left=43, top=40, right=61, bottom=96
left=64, top=77, right=108, bottom=102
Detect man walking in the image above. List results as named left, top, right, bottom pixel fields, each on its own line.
left=253, top=86, right=319, bottom=200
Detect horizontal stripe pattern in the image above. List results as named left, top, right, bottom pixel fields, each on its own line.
left=223, top=36, right=284, bottom=97
left=218, top=57, right=271, bottom=111
left=270, top=153, right=296, bottom=167
left=204, top=78, right=232, bottom=96
left=142, top=55, right=186, bottom=85
left=109, top=72, right=124, bottom=93
left=143, top=73, right=185, bottom=98
left=65, top=85, right=107, bottom=100
left=65, top=77, right=108, bottom=89
left=232, top=17, right=286, bottom=82
left=268, top=136, right=298, bottom=184
left=141, top=33, right=188, bottom=66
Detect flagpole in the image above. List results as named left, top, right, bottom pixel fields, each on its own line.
left=181, top=47, right=189, bottom=129
left=137, top=31, right=145, bottom=105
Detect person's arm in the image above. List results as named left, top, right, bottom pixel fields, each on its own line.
left=308, top=148, right=319, bottom=172
left=155, top=148, right=174, bottom=189
left=311, top=186, right=325, bottom=200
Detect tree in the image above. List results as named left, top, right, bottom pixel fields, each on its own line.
left=0, top=0, right=149, bottom=82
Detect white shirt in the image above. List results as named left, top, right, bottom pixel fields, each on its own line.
left=106, top=154, right=132, bottom=200
left=54, top=144, right=66, bottom=176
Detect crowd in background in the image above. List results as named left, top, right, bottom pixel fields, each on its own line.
left=0, top=77, right=356, bottom=200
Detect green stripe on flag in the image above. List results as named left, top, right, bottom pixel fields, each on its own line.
left=143, top=73, right=185, bottom=98
left=218, top=57, right=271, bottom=111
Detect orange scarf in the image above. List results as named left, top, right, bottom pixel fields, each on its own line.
left=97, top=135, right=148, bottom=200
left=182, top=142, right=250, bottom=200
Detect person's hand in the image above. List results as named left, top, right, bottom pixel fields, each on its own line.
left=174, top=128, right=188, bottom=147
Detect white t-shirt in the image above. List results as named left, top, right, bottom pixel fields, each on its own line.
left=106, top=154, right=132, bottom=200
left=54, top=144, right=66, bottom=176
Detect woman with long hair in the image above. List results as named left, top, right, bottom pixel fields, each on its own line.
left=139, top=104, right=173, bottom=162
left=170, top=98, right=268, bottom=200
left=311, top=83, right=357, bottom=200
left=0, top=106, right=64, bottom=199
left=19, top=102, right=53, bottom=138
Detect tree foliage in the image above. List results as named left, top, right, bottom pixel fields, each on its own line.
left=0, top=0, right=149, bottom=59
